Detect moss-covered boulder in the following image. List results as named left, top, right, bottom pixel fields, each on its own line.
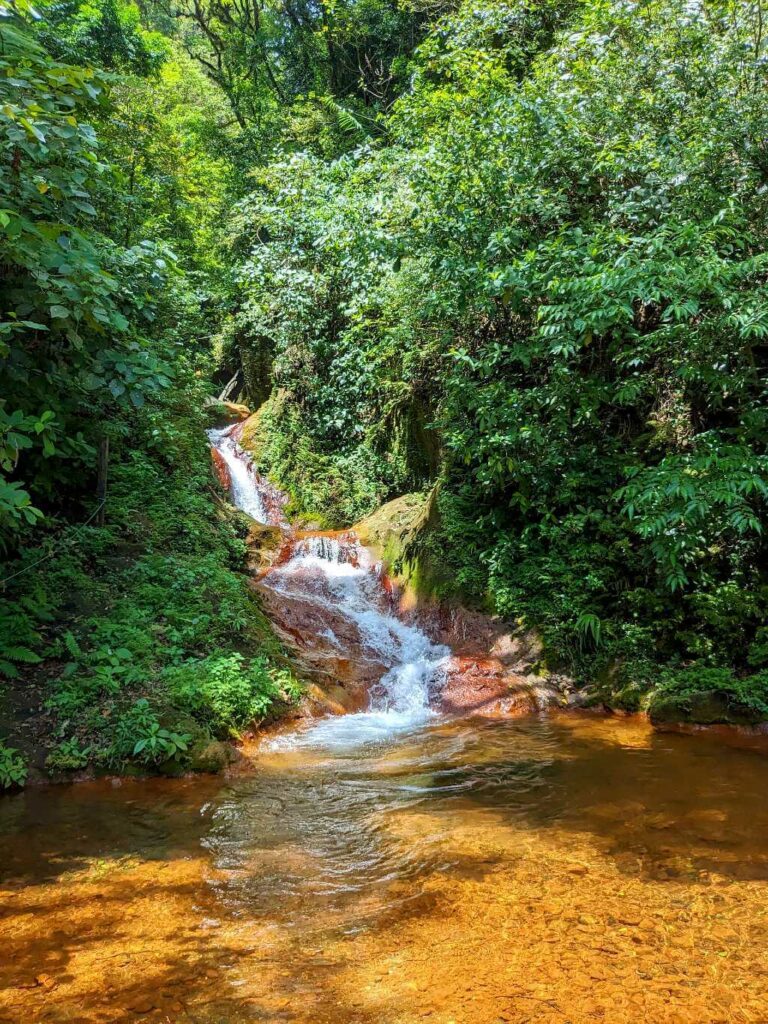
left=354, top=488, right=446, bottom=604
left=203, top=398, right=251, bottom=425
left=650, top=691, right=764, bottom=727
left=236, top=406, right=269, bottom=461
left=187, top=739, right=236, bottom=774
left=246, top=522, right=283, bottom=572
left=648, top=667, right=768, bottom=726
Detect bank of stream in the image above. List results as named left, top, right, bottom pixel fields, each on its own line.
left=1, top=423, right=767, bottom=1024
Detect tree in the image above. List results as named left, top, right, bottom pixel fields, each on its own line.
left=0, top=4, right=172, bottom=545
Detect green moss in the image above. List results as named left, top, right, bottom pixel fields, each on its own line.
left=649, top=667, right=768, bottom=726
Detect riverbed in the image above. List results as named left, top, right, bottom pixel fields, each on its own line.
left=2, top=712, right=768, bottom=1023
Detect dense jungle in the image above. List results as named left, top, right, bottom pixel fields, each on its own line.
left=3, top=2, right=768, bottom=1023
left=2, top=0, right=768, bottom=783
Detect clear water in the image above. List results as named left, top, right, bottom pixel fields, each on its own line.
left=2, top=715, right=768, bottom=1023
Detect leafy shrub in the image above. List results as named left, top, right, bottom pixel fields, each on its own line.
left=163, top=653, right=284, bottom=734
left=131, top=722, right=192, bottom=765
left=108, top=698, right=191, bottom=766
left=0, top=742, right=27, bottom=789
left=46, top=738, right=93, bottom=772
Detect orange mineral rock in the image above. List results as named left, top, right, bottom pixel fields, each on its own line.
left=211, top=447, right=231, bottom=490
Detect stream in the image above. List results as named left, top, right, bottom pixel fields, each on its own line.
left=1, top=423, right=768, bottom=1024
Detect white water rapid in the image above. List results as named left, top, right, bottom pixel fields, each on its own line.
left=208, top=424, right=448, bottom=749
left=207, top=426, right=271, bottom=524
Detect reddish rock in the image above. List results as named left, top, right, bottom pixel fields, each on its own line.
left=438, top=656, right=540, bottom=718
left=413, top=603, right=543, bottom=669
left=211, top=447, right=231, bottom=490
left=221, top=400, right=251, bottom=421
left=254, top=572, right=385, bottom=712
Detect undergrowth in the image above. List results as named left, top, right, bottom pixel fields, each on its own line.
left=247, top=394, right=400, bottom=527
left=422, top=479, right=768, bottom=720
left=0, top=375, right=301, bottom=788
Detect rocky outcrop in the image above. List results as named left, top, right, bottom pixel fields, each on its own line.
left=354, top=490, right=436, bottom=606
left=245, top=522, right=284, bottom=573
left=422, top=606, right=568, bottom=717
left=204, top=397, right=252, bottom=423
left=439, top=657, right=562, bottom=717
left=232, top=406, right=269, bottom=460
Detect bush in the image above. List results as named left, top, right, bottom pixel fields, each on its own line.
left=163, top=653, right=292, bottom=735
left=649, top=667, right=768, bottom=725
left=0, top=742, right=27, bottom=789
left=46, top=738, right=93, bottom=773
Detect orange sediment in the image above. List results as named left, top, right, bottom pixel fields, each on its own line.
left=2, top=714, right=768, bottom=1024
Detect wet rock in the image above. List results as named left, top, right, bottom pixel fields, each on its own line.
left=222, top=400, right=251, bottom=421
left=617, top=914, right=642, bottom=926
left=128, top=997, right=156, bottom=1013
left=156, top=757, right=187, bottom=778
left=203, top=398, right=251, bottom=424
left=246, top=522, right=283, bottom=573
left=211, top=448, right=231, bottom=490
left=650, top=691, right=764, bottom=727
left=232, top=407, right=268, bottom=460
left=566, top=864, right=589, bottom=876
left=438, top=658, right=539, bottom=718
left=188, top=740, right=235, bottom=774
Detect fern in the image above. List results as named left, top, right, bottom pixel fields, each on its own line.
left=575, top=612, right=603, bottom=650
left=317, top=96, right=367, bottom=141
left=0, top=602, right=44, bottom=677
left=3, top=646, right=41, bottom=664
left=62, top=630, right=83, bottom=660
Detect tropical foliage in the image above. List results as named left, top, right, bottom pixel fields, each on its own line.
left=2, top=0, right=768, bottom=790
left=231, top=0, right=768, bottom=705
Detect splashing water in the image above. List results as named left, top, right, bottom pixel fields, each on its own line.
left=207, top=426, right=270, bottom=524
left=208, top=428, right=449, bottom=749
left=266, top=536, right=449, bottom=748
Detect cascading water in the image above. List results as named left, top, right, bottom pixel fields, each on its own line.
left=207, top=426, right=273, bottom=525
left=208, top=424, right=449, bottom=748
left=266, top=535, right=449, bottom=747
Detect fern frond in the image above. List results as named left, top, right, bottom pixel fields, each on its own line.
left=317, top=96, right=367, bottom=141
left=3, top=646, right=42, bottom=664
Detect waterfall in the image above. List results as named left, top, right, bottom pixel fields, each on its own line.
left=268, top=536, right=448, bottom=742
left=207, top=426, right=448, bottom=748
left=207, top=426, right=270, bottom=524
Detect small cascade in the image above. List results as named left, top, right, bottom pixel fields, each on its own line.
left=265, top=534, right=449, bottom=748
left=207, top=425, right=289, bottom=527
left=207, top=425, right=449, bottom=748
left=289, top=533, right=364, bottom=567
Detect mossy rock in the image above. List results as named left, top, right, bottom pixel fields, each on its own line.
left=246, top=522, right=283, bottom=571
left=203, top=401, right=234, bottom=426
left=354, top=487, right=451, bottom=603
left=187, top=739, right=236, bottom=774
left=650, top=691, right=764, bottom=727
left=237, top=406, right=269, bottom=462
left=204, top=399, right=251, bottom=424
